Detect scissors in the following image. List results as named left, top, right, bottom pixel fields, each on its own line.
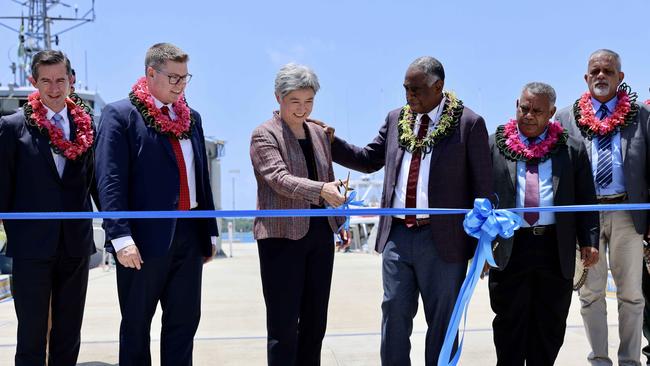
left=338, top=172, right=354, bottom=200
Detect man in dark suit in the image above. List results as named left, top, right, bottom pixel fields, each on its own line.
left=95, top=43, right=219, bottom=366
left=0, top=50, right=96, bottom=365
left=556, top=49, right=650, bottom=366
left=488, top=82, right=599, bottom=365
left=330, top=56, right=493, bottom=365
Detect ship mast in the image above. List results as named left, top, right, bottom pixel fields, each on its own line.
left=0, top=0, right=96, bottom=86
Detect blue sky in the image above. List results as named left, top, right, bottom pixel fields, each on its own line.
left=1, top=0, right=649, bottom=210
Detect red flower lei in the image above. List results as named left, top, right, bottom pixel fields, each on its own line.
left=130, top=77, right=192, bottom=139
left=24, top=91, right=94, bottom=160
left=495, top=119, right=567, bottom=162
left=575, top=86, right=634, bottom=137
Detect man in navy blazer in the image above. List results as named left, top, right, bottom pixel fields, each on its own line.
left=95, top=43, right=218, bottom=366
left=0, top=50, right=96, bottom=366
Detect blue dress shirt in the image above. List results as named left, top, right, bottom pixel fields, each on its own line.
left=516, top=129, right=555, bottom=227
left=590, top=97, right=626, bottom=196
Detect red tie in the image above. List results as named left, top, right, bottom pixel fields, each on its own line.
left=405, top=114, right=430, bottom=227
left=161, top=106, right=191, bottom=211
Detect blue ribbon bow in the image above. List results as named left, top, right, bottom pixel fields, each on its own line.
left=438, top=198, right=521, bottom=366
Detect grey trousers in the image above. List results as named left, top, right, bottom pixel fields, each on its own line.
left=380, top=222, right=467, bottom=366
left=579, top=210, right=644, bottom=366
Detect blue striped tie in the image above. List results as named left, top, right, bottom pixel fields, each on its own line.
left=595, top=104, right=612, bottom=188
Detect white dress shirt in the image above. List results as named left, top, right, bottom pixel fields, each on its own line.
left=112, top=97, right=216, bottom=252
left=392, top=98, right=445, bottom=219
left=45, top=105, right=70, bottom=177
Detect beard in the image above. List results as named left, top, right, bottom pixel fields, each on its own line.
left=592, top=83, right=612, bottom=98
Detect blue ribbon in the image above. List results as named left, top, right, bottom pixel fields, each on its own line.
left=1, top=202, right=649, bottom=220
left=438, top=198, right=521, bottom=366
left=335, top=190, right=365, bottom=241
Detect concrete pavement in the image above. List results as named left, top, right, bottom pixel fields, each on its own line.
left=0, top=243, right=630, bottom=365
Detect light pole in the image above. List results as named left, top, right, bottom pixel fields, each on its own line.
left=227, top=169, right=240, bottom=257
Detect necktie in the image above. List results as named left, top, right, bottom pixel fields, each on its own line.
left=161, top=106, right=191, bottom=211
left=523, top=138, right=540, bottom=226
left=404, top=114, right=430, bottom=227
left=51, top=113, right=66, bottom=176
left=595, top=104, right=613, bottom=188
left=52, top=113, right=66, bottom=140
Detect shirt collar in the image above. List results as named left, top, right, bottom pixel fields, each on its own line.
left=591, top=96, right=618, bottom=115
left=417, top=95, right=446, bottom=125
left=152, top=96, right=172, bottom=111
left=517, top=126, right=549, bottom=145
left=45, top=104, right=69, bottom=123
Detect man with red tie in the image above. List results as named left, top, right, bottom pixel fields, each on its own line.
left=95, top=43, right=218, bottom=366
left=330, top=56, right=493, bottom=365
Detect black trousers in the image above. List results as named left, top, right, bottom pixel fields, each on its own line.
left=12, top=250, right=89, bottom=366
left=257, top=217, right=334, bottom=366
left=116, top=218, right=204, bottom=366
left=489, top=227, right=572, bottom=366
left=642, top=260, right=650, bottom=365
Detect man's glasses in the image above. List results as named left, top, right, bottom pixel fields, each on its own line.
left=154, top=68, right=193, bottom=85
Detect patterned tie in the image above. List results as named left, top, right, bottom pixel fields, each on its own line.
left=524, top=138, right=540, bottom=226
left=161, top=106, right=191, bottom=211
left=51, top=113, right=66, bottom=176
left=595, top=104, right=613, bottom=188
left=51, top=113, right=66, bottom=140
left=404, top=114, right=430, bottom=227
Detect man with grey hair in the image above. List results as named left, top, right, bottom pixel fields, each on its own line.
left=557, top=49, right=650, bottom=366
left=488, top=82, right=599, bottom=365
left=95, top=42, right=219, bottom=366
left=327, top=56, right=493, bottom=365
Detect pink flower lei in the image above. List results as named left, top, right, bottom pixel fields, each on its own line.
left=129, top=77, right=193, bottom=139
left=495, top=119, right=567, bottom=162
left=24, top=90, right=94, bottom=160
left=573, top=83, right=638, bottom=139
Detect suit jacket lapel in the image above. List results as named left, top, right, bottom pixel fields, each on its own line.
left=189, top=123, right=203, bottom=181
left=620, top=117, right=636, bottom=162
left=551, top=149, right=566, bottom=197
left=427, top=139, right=446, bottom=171
left=31, top=124, right=62, bottom=181
left=506, top=158, right=517, bottom=192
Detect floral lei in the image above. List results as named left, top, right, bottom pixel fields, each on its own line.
left=397, top=91, right=463, bottom=155
left=23, top=91, right=94, bottom=160
left=129, top=77, right=194, bottom=139
left=495, top=119, right=568, bottom=163
left=572, top=83, right=638, bottom=139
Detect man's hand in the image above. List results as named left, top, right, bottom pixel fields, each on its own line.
left=480, top=262, right=491, bottom=279
left=336, top=229, right=351, bottom=251
left=580, top=247, right=599, bottom=268
left=321, top=181, right=346, bottom=207
left=204, top=244, right=217, bottom=264
left=307, top=118, right=335, bottom=143
left=117, top=244, right=144, bottom=270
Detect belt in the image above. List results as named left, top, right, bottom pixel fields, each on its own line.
left=597, top=193, right=627, bottom=204
left=392, top=217, right=430, bottom=228
left=519, top=225, right=555, bottom=236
